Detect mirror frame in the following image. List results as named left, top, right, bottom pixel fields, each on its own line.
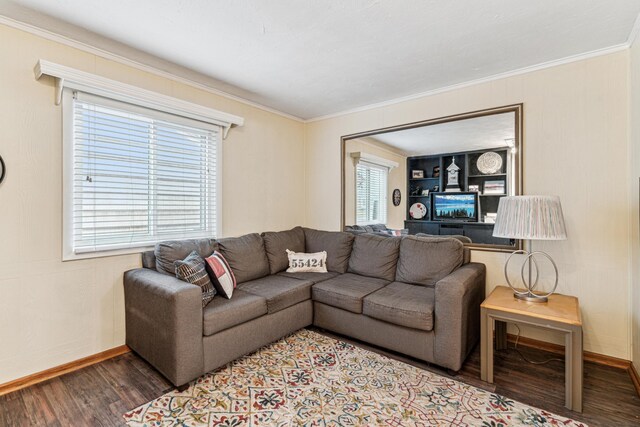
left=340, top=103, right=523, bottom=252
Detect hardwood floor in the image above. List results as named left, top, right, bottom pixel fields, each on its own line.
left=1, top=328, right=639, bottom=426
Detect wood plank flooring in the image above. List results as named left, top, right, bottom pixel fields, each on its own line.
left=1, top=327, right=639, bottom=426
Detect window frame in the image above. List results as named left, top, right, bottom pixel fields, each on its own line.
left=354, top=160, right=389, bottom=226
left=61, top=89, right=223, bottom=261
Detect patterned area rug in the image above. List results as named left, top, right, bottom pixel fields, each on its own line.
left=124, top=329, right=586, bottom=426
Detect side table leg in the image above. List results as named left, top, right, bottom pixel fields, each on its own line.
left=495, top=320, right=507, bottom=350
left=565, top=327, right=583, bottom=412
left=481, top=308, right=494, bottom=383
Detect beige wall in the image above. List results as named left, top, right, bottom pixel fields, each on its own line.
left=630, top=37, right=640, bottom=373
left=0, top=24, right=305, bottom=384
left=306, top=51, right=631, bottom=359
left=1, top=19, right=637, bottom=385
left=344, top=138, right=407, bottom=229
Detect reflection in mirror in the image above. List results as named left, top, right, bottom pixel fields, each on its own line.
left=342, top=105, right=522, bottom=251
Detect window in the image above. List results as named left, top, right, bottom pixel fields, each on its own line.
left=355, top=161, right=388, bottom=225
left=63, top=91, right=221, bottom=258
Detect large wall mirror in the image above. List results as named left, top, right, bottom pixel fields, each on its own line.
left=341, top=104, right=523, bottom=251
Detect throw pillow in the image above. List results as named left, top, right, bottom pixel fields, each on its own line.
left=204, top=251, right=237, bottom=299
left=174, top=251, right=216, bottom=307
left=286, top=249, right=328, bottom=273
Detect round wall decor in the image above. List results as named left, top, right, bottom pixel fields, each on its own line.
left=476, top=151, right=503, bottom=174
left=392, top=189, right=401, bottom=206
left=0, top=155, right=5, bottom=184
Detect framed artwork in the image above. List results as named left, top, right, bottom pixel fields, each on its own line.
left=484, top=180, right=505, bottom=195
left=412, top=170, right=424, bottom=179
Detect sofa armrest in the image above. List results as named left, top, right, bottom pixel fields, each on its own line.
left=124, top=268, right=204, bottom=386
left=433, top=262, right=486, bottom=371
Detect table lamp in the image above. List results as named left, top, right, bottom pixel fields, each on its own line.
left=492, top=195, right=567, bottom=302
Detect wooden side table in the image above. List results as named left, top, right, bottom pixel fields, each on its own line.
left=480, top=286, right=583, bottom=412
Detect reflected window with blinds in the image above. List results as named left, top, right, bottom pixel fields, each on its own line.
left=64, top=91, right=221, bottom=257
left=355, top=161, right=388, bottom=225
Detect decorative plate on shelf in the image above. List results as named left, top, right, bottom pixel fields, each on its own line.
left=476, top=151, right=503, bottom=174
left=409, top=202, right=427, bottom=219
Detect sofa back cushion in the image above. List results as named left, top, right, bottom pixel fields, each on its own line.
left=262, top=227, right=305, bottom=274
left=415, top=233, right=471, bottom=264
left=368, top=224, right=389, bottom=231
left=154, top=238, right=218, bottom=275
left=217, top=233, right=270, bottom=284
left=395, top=236, right=464, bottom=286
left=347, top=234, right=401, bottom=281
left=303, top=228, right=354, bottom=273
left=141, top=250, right=156, bottom=270
left=415, top=233, right=471, bottom=244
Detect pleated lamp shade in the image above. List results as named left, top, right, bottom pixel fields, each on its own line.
left=492, top=196, right=567, bottom=240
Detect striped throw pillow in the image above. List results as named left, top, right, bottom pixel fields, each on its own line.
left=175, top=251, right=216, bottom=307
left=205, top=251, right=236, bottom=299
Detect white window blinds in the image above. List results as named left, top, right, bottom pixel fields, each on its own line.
left=65, top=91, right=221, bottom=256
left=355, top=161, right=388, bottom=225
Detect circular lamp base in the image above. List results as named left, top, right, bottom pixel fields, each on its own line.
left=514, top=292, right=549, bottom=303
left=505, top=250, right=558, bottom=303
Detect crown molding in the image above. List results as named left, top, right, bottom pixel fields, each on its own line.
left=305, top=42, right=630, bottom=123
left=2, top=11, right=639, bottom=124
left=627, top=11, right=640, bottom=47
left=0, top=14, right=305, bottom=123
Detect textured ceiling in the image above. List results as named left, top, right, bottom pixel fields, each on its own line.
left=370, top=112, right=515, bottom=156
left=2, top=0, right=639, bottom=119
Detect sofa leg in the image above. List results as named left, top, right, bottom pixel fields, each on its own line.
left=175, top=383, right=190, bottom=392
left=446, top=369, right=459, bottom=377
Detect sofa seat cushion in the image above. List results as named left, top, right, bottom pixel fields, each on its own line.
left=278, top=271, right=339, bottom=284
left=312, top=273, right=390, bottom=314
left=217, top=233, right=270, bottom=284
left=363, top=282, right=435, bottom=331
left=238, top=275, right=313, bottom=314
left=347, top=234, right=401, bottom=281
left=203, top=290, right=267, bottom=336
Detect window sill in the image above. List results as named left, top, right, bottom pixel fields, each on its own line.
left=62, top=245, right=154, bottom=262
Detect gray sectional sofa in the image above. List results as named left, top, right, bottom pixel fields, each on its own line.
left=124, top=227, right=486, bottom=387
left=344, top=223, right=409, bottom=236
